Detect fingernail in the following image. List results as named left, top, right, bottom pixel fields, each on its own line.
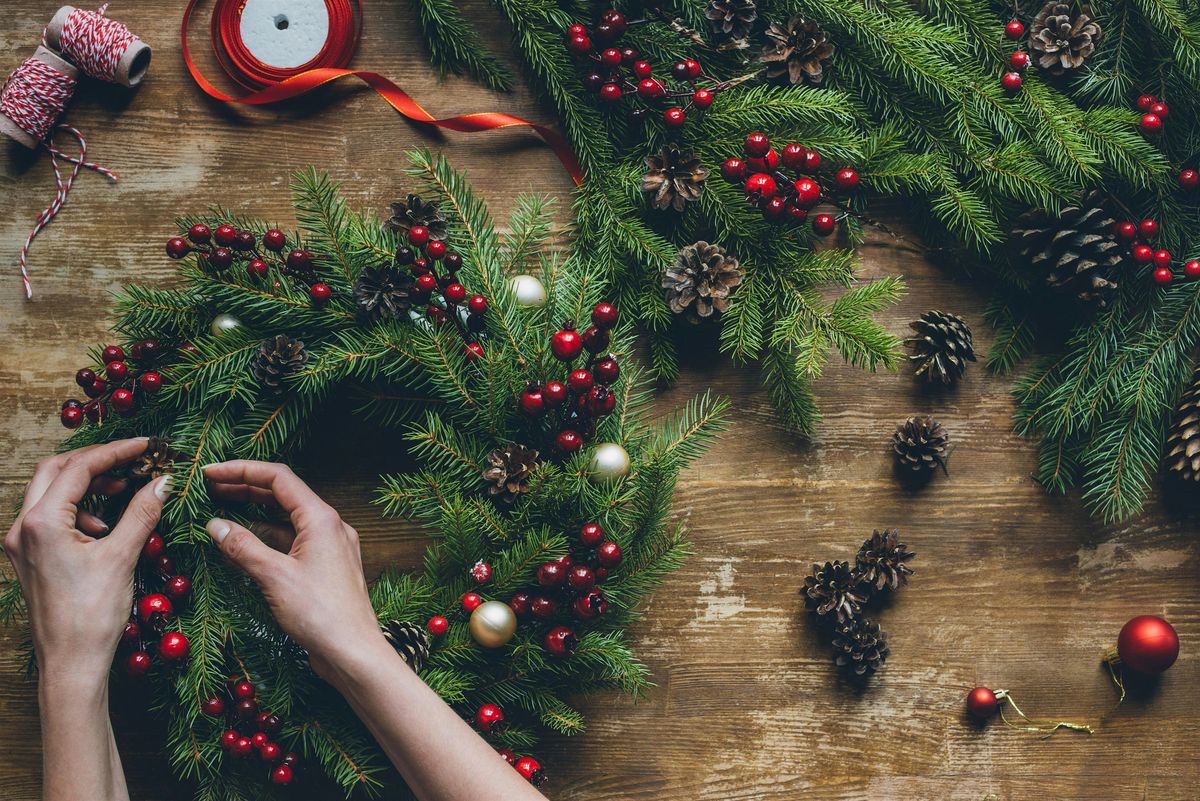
left=97, top=521, right=110, bottom=533
left=200, top=463, right=219, bottom=472
left=206, top=518, right=231, bottom=543
left=154, top=475, right=173, bottom=501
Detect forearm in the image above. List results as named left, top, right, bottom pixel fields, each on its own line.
left=38, top=670, right=128, bottom=801
left=327, top=639, right=546, bottom=801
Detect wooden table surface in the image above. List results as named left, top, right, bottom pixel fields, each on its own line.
left=1, top=2, right=1197, bottom=799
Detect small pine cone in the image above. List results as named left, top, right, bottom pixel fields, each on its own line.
left=892, top=416, right=949, bottom=476
left=642, top=146, right=709, bottom=212
left=705, top=0, right=757, bottom=42
left=906, top=310, right=976, bottom=385
left=354, top=264, right=417, bottom=322
left=1011, top=192, right=1122, bottom=309
left=1030, top=2, right=1101, bottom=74
left=759, top=16, right=834, bottom=86
left=831, top=616, right=889, bottom=676
left=382, top=620, right=430, bottom=672
left=130, top=436, right=179, bottom=480
left=1164, top=364, right=1200, bottom=482
left=855, top=529, right=915, bottom=594
left=801, top=560, right=866, bottom=625
left=663, top=241, right=743, bottom=323
left=252, top=335, right=308, bottom=394
left=386, top=194, right=448, bottom=241
left=482, top=443, right=539, bottom=505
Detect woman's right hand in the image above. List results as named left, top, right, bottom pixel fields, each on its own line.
left=202, top=460, right=388, bottom=681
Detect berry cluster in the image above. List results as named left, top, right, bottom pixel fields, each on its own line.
left=1135, top=92, right=1170, bottom=134
left=202, top=677, right=298, bottom=786
left=166, top=224, right=332, bottom=304
left=469, top=704, right=545, bottom=786
left=393, top=232, right=490, bottom=360
left=1000, top=19, right=1029, bottom=92
left=1114, top=216, right=1200, bottom=286
left=565, top=9, right=721, bottom=129
left=517, top=302, right=621, bottom=453
left=61, top=339, right=167, bottom=428
left=720, top=133, right=860, bottom=236
left=120, top=531, right=191, bottom=676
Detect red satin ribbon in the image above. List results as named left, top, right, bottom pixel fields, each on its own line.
left=181, top=0, right=583, bottom=185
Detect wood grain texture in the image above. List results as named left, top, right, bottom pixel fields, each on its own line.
left=1, top=2, right=1197, bottom=799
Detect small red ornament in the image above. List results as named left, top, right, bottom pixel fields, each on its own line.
left=537, top=561, right=567, bottom=587
left=251, top=731, right=269, bottom=749
left=214, top=224, right=237, bottom=246
left=514, top=756, right=545, bottom=785
left=543, top=626, right=578, bottom=657
left=966, top=687, right=1000, bottom=718
left=474, top=703, right=505, bottom=733
left=596, top=540, right=623, bottom=568
left=220, top=729, right=239, bottom=749
left=281, top=751, right=298, bottom=766
left=779, top=143, right=804, bottom=170
left=426, top=240, right=447, bottom=260
left=310, top=282, right=332, bottom=302
left=594, top=356, right=620, bottom=385
left=187, top=223, right=211, bottom=244
left=692, top=89, right=714, bottom=108
left=1132, top=244, right=1154, bottom=264
left=556, top=429, right=583, bottom=453
left=568, top=368, right=594, bottom=393
left=591, top=302, right=618, bottom=329
left=233, top=680, right=256, bottom=699
left=743, top=132, right=770, bottom=157
left=581, top=325, right=610, bottom=353
left=1001, top=71, right=1022, bottom=92
left=1009, top=51, right=1029, bottom=70
left=792, top=178, right=821, bottom=207
left=461, top=592, right=484, bottom=613
left=260, top=742, right=283, bottom=762
left=139, top=371, right=163, bottom=393
left=800, top=148, right=821, bottom=174
left=530, top=596, right=558, bottom=619
left=408, top=225, right=430, bottom=246
left=551, top=323, right=584, bottom=360
left=1139, top=218, right=1159, bottom=239
left=60, top=406, right=83, bottom=428
left=543, top=381, right=567, bottom=406
left=201, top=696, right=225, bottom=716
left=125, top=650, right=152, bottom=676
left=258, top=713, right=281, bottom=733
left=286, top=249, right=313, bottom=271
left=1111, top=615, right=1180, bottom=674
left=208, top=247, right=233, bottom=270
left=159, top=632, right=189, bottom=661
left=598, top=82, right=622, bottom=103
left=105, top=360, right=128, bottom=381
left=637, top=78, right=665, bottom=98
left=834, top=168, right=860, bottom=190
left=166, top=237, right=190, bottom=259
left=1004, top=19, right=1025, bottom=39
left=496, top=747, right=517, bottom=765
left=579, top=522, right=605, bottom=546
left=745, top=148, right=779, bottom=173
left=464, top=342, right=485, bottom=361
left=519, top=384, right=545, bottom=416
left=567, top=564, right=596, bottom=592
left=1140, top=113, right=1162, bottom=133
left=763, top=195, right=788, bottom=221
left=270, top=764, right=293, bottom=785
left=415, top=273, right=438, bottom=294
left=1114, top=221, right=1138, bottom=240
left=120, top=619, right=140, bottom=647
left=233, top=230, right=256, bottom=251
left=1136, top=94, right=1157, bottom=111
left=721, top=158, right=746, bottom=182
left=1150, top=101, right=1169, bottom=118
left=632, top=60, right=652, bottom=79
left=664, top=108, right=686, bottom=128
left=236, top=698, right=259, bottom=720
left=230, top=736, right=254, bottom=758
left=1153, top=266, right=1173, bottom=286
left=138, top=593, right=173, bottom=623
left=263, top=229, right=286, bottom=251
left=745, top=173, right=778, bottom=201
left=100, top=344, right=124, bottom=361
left=573, top=589, right=608, bottom=619
left=599, top=48, right=622, bottom=67
left=1153, top=249, right=1172, bottom=268
left=508, top=593, right=532, bottom=617
left=812, top=214, right=837, bottom=237
left=142, top=531, right=165, bottom=559
left=470, top=560, right=493, bottom=584
left=566, top=33, right=591, bottom=54
left=74, top=367, right=96, bottom=388
left=166, top=575, right=191, bottom=600
left=427, top=615, right=449, bottom=635
left=467, top=295, right=488, bottom=314
left=444, top=283, right=467, bottom=304
left=1185, top=260, right=1200, bottom=279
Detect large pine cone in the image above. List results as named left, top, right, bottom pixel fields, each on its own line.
left=760, top=16, right=834, bottom=86
left=705, top=0, right=757, bottom=41
left=1030, top=2, right=1100, bottom=74
left=642, top=146, right=709, bottom=212
left=382, top=620, right=430, bottom=672
left=252, top=335, right=308, bottom=394
left=386, top=194, right=448, bottom=241
left=482, top=443, right=539, bottom=505
left=801, top=560, right=866, bottom=625
left=1165, top=364, right=1200, bottom=482
left=832, top=616, right=889, bottom=676
left=663, top=241, right=742, bottom=323
left=354, top=264, right=417, bottom=322
left=892, top=416, right=949, bottom=476
left=906, top=310, right=976, bottom=385
left=855, top=529, right=915, bottom=594
left=1010, top=193, right=1122, bottom=309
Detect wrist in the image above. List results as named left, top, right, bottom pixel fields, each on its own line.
left=317, top=634, right=407, bottom=697
left=38, top=666, right=109, bottom=708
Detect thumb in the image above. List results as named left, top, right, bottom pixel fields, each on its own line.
left=206, top=517, right=286, bottom=584
left=105, top=474, right=170, bottom=562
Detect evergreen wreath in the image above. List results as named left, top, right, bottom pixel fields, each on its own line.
left=0, top=151, right=729, bottom=799
left=411, top=0, right=1200, bottom=522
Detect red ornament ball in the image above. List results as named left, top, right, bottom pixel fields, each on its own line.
left=251, top=731, right=269, bottom=749
left=60, top=406, right=83, bottom=429
left=214, top=224, right=237, bottom=246
left=1009, top=51, right=1029, bottom=70
left=233, top=230, right=256, bottom=251
left=125, top=650, right=152, bottom=676
left=1141, top=113, right=1162, bottom=133
left=187, top=223, right=211, bottom=244
left=530, top=596, right=558, bottom=619
left=834, top=168, right=860, bottom=190
left=579, top=522, right=605, bottom=546
left=236, top=699, right=259, bottom=721
left=812, top=214, right=837, bottom=237
left=508, top=592, right=532, bottom=618
left=721, top=157, right=746, bottom=182
left=1004, top=19, right=1025, bottom=39
left=166, top=575, right=192, bottom=600
left=591, top=302, right=618, bottom=329
left=598, top=83, right=622, bottom=102
left=518, top=385, right=545, bottom=417
left=496, top=747, right=517, bottom=765
left=426, top=240, right=447, bottom=260
left=1150, top=101, right=1169, bottom=118
left=692, top=89, right=714, bottom=109
left=556, top=429, right=583, bottom=453
left=600, top=47, right=622, bottom=68
left=1001, top=71, right=1022, bottom=92
left=514, top=756, right=545, bottom=785
left=745, top=148, right=778, bottom=173
left=594, top=355, right=620, bottom=385
left=568, top=368, right=594, bottom=393
left=1153, top=249, right=1172, bottom=268
left=566, top=33, right=590, bottom=54
left=309, top=282, right=332, bottom=302
left=744, top=132, right=771, bottom=157
left=543, top=380, right=567, bottom=407
left=567, top=565, right=596, bottom=592
left=286, top=249, right=312, bottom=271
left=966, top=686, right=1000, bottom=718
left=270, top=764, right=293, bottom=785
left=632, top=60, right=652, bottom=79
left=474, top=703, right=505, bottom=733
left=543, top=626, right=578, bottom=657
left=1180, top=169, right=1200, bottom=189
left=551, top=324, right=584, bottom=360
left=537, top=561, right=567, bottom=587
left=464, top=342, right=485, bottom=361
left=444, top=282, right=467, bottom=304
left=468, top=294, right=488, bottom=315
left=260, top=742, right=283, bottom=762
left=470, top=560, right=493, bottom=584
left=408, top=226, right=430, bottom=246
left=1132, top=244, right=1154, bottom=264
left=800, top=148, right=821, bottom=174
left=1153, top=266, right=1173, bottom=286
left=664, top=108, right=686, bottom=128
left=166, top=237, right=190, bottom=259
left=415, top=273, right=438, bottom=294
left=793, top=178, right=821, bottom=207
left=427, top=615, right=449, bottom=635
left=201, top=696, right=225, bottom=716
left=637, top=78, right=665, bottom=98
left=105, top=359, right=128, bottom=381
left=461, top=592, right=484, bottom=613
left=159, top=631, right=190, bottom=662
left=1136, top=94, right=1157, bottom=111
left=220, top=729, right=240, bottom=750
left=1185, top=260, right=1200, bottom=280
left=745, top=173, right=778, bottom=201
left=138, top=593, right=173, bottom=623
left=596, top=539, right=623, bottom=568
left=1139, top=218, right=1159, bottom=239
left=74, top=367, right=96, bottom=388
left=139, top=371, right=163, bottom=393
left=1116, top=615, right=1179, bottom=674
left=233, top=680, right=256, bottom=699
left=1114, top=220, right=1138, bottom=240
left=574, top=589, right=608, bottom=619
left=121, top=620, right=140, bottom=648
left=263, top=229, right=286, bottom=251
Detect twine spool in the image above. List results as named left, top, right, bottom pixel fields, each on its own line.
left=0, top=46, right=78, bottom=148
left=43, top=5, right=151, bottom=87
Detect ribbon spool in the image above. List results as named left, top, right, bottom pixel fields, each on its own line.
left=44, top=5, right=152, bottom=87
left=183, top=0, right=583, bottom=184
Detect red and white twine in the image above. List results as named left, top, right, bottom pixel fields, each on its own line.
left=45, top=4, right=139, bottom=82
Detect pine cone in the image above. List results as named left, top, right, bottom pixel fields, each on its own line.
left=855, top=529, right=915, bottom=594
left=801, top=560, right=866, bottom=625
left=130, top=436, right=179, bottom=480
left=382, top=620, right=430, bottom=672
left=642, top=146, right=709, bottom=212
left=482, top=443, right=539, bottom=505
left=354, top=264, right=417, bottom=322
left=892, top=416, right=949, bottom=476
left=831, top=616, right=889, bottom=676
left=760, top=16, right=834, bottom=86
left=1011, top=193, right=1122, bottom=309
left=1030, top=2, right=1100, bottom=74
left=1164, top=364, right=1200, bottom=482
left=663, top=241, right=743, bottom=323
left=905, top=310, right=976, bottom=385
left=705, top=0, right=757, bottom=41
left=252, top=335, right=308, bottom=394
left=386, top=194, right=448, bottom=241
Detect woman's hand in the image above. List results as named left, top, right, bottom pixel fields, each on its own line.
left=5, top=438, right=169, bottom=684
left=202, top=460, right=385, bottom=680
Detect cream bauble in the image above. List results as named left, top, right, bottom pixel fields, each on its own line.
left=510, top=274, right=547, bottom=307
left=209, top=313, right=242, bottom=336
left=588, top=442, right=631, bottom=482
left=469, top=600, right=517, bottom=648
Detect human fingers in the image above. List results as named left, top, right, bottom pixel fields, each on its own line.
left=75, top=510, right=110, bottom=537
left=248, top=520, right=297, bottom=552
left=206, top=518, right=289, bottom=585
left=35, top=439, right=150, bottom=514
left=88, top=475, right=128, bottom=497
left=201, top=461, right=337, bottom=526
left=102, top=476, right=171, bottom=563
left=206, top=480, right=279, bottom=507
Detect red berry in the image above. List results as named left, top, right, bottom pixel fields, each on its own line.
left=600, top=48, right=622, bottom=67
left=568, top=368, right=594, bottom=393
left=202, top=696, right=225, bottom=716
left=1153, top=249, right=1172, bottom=268
left=1009, top=51, right=1029, bottom=70
left=428, top=615, right=449, bottom=635
left=596, top=540, right=623, bottom=568
left=812, top=214, right=837, bottom=237
left=84, top=399, right=106, bottom=422
left=470, top=561, right=492, bottom=584
left=743, top=132, right=770, bottom=157
left=270, top=764, right=293, bottom=785
left=1139, top=218, right=1159, bottom=239
left=407, top=226, right=429, bottom=246
left=187, top=223, right=211, bottom=244
left=235, top=697, right=259, bottom=720
left=591, top=302, right=618, bottom=329
left=220, top=729, right=239, bottom=749
left=567, top=565, right=596, bottom=592
left=125, top=650, right=152, bottom=676
left=632, top=60, right=652, bottom=79
left=537, top=561, right=567, bottom=587
left=141, top=532, right=165, bottom=561
left=101, top=345, right=125, bottom=363
left=60, top=406, right=83, bottom=428
left=1154, top=266, right=1174, bottom=285
left=556, top=429, right=583, bottom=453
left=721, top=158, right=746, bottom=182
left=515, top=756, right=545, bottom=785
left=1180, top=169, right=1199, bottom=189
left=664, top=108, right=686, bottom=127
left=1150, top=102, right=1169, bottom=118
left=966, top=687, right=1000, bottom=718
left=119, top=619, right=140, bottom=647
left=519, top=385, right=545, bottom=416
left=496, top=747, right=517, bottom=765
left=281, top=751, right=298, bottom=766
left=684, top=59, right=701, bottom=79
left=1004, top=19, right=1024, bottom=39
left=508, top=593, right=532, bottom=617
left=246, top=258, right=268, bottom=277
left=566, top=33, right=591, bottom=53
left=744, top=173, right=778, bottom=201
left=233, top=230, right=256, bottom=251
left=692, top=89, right=714, bottom=108
left=1132, top=244, right=1154, bottom=263
left=551, top=324, right=584, bottom=360
left=139, top=371, right=162, bottom=393
left=415, top=273, right=438, bottom=294
left=567, top=23, right=587, bottom=37
left=461, top=592, right=484, bottom=613
left=530, top=596, right=558, bottom=619
left=586, top=385, right=616, bottom=416
left=468, top=295, right=488, bottom=314
left=1136, top=94, right=1157, bottom=111
left=598, top=83, right=622, bottom=102
left=764, top=194, right=789, bottom=222
left=792, top=178, right=821, bottom=207
left=231, top=736, right=254, bottom=758
left=543, top=381, right=567, bottom=407
left=801, top=149, right=822, bottom=174
left=543, top=626, right=578, bottom=657
left=574, top=588, right=609, bottom=619
left=834, top=168, right=860, bottom=190
left=637, top=78, right=665, bottom=98
left=159, top=632, right=189, bottom=661
left=310, top=282, right=332, bottom=302
left=464, top=342, right=485, bottom=361
left=214, top=225, right=237, bottom=246
left=1141, top=113, right=1162, bottom=132
left=138, top=593, right=173, bottom=623
left=260, top=742, right=283, bottom=762
left=1114, top=221, right=1138, bottom=240
left=105, top=361, right=128, bottom=383
left=583, top=326, right=610, bottom=354
left=166, top=575, right=192, bottom=600
left=74, top=367, right=96, bottom=388
left=157, top=554, right=176, bottom=576
left=781, top=143, right=806, bottom=170
left=745, top=148, right=779, bottom=173
left=594, top=356, right=620, bottom=385
left=444, top=283, right=467, bottom=304
left=247, top=732, right=266, bottom=750
left=474, top=703, right=505, bottom=733
left=1186, top=260, right=1200, bottom=279
left=579, top=522, right=605, bottom=546
left=286, top=249, right=312, bottom=270
left=166, top=237, right=190, bottom=259
left=1001, top=71, right=1022, bottom=91
left=423, top=240, right=445, bottom=260
left=263, top=229, right=286, bottom=251
left=233, top=680, right=256, bottom=699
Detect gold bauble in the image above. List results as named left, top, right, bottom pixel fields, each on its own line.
left=469, top=600, right=517, bottom=648
left=510, top=274, right=547, bottom=307
left=209, top=313, right=242, bottom=336
left=588, top=442, right=631, bottom=482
